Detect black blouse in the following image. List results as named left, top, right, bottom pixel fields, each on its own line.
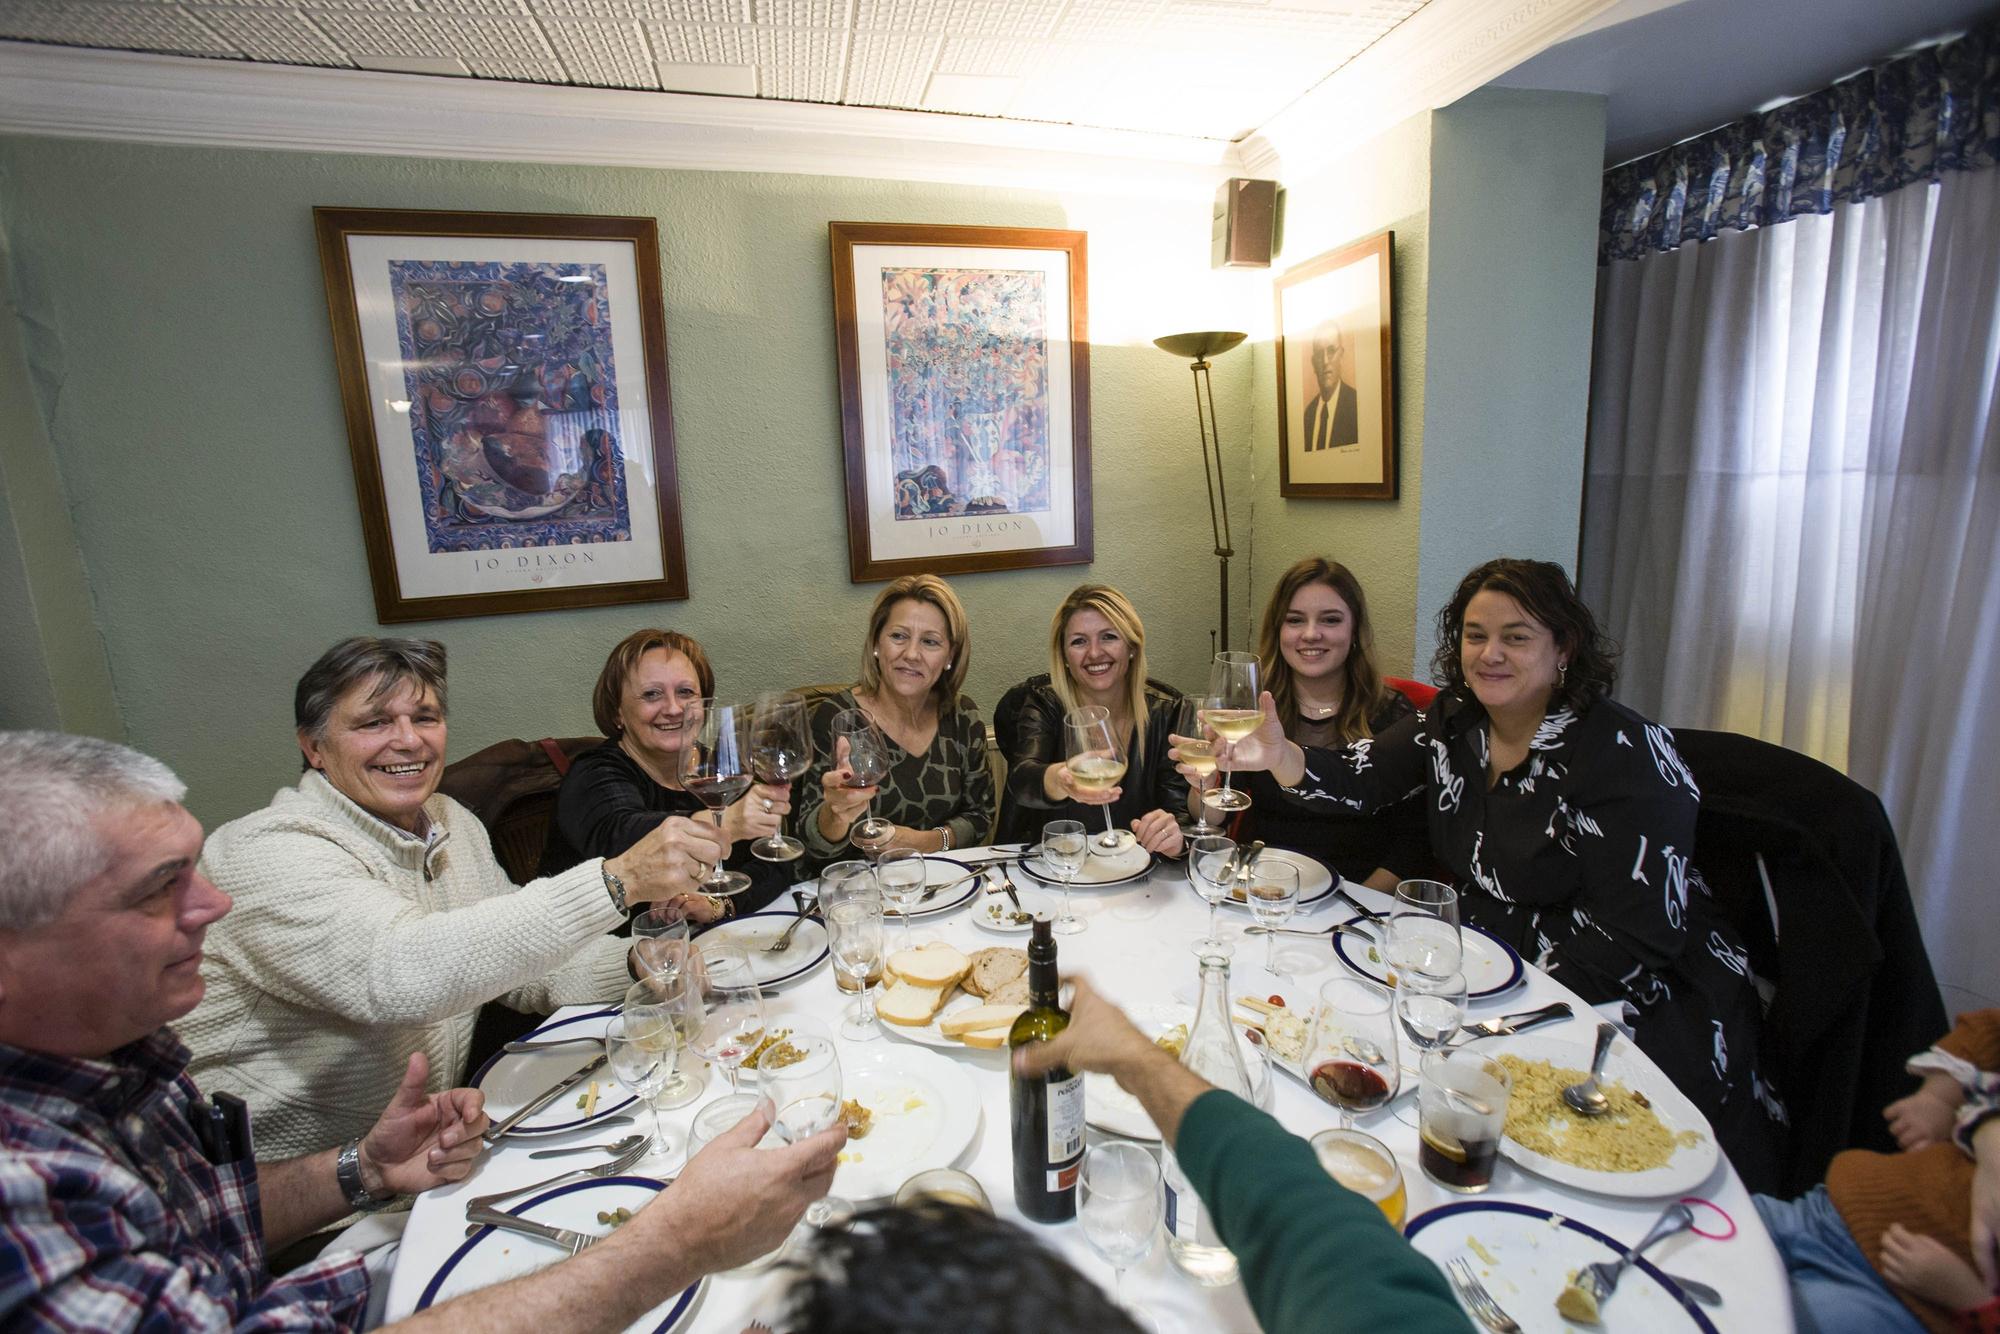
left=994, top=675, right=1191, bottom=845
left=538, top=741, right=793, bottom=917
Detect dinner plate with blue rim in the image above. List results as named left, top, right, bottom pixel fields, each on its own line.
left=692, top=911, right=831, bottom=988
left=1334, top=921, right=1525, bottom=1000
left=419, top=1176, right=704, bottom=1331
left=1405, top=1199, right=1716, bottom=1333
left=1013, top=838, right=1154, bottom=888
left=881, top=856, right=983, bottom=919
left=1211, top=849, right=1337, bottom=911
left=470, top=1008, right=633, bottom=1138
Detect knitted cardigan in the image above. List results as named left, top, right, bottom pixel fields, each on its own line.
left=182, top=771, right=629, bottom=1158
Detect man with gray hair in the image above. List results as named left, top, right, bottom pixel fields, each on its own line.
left=0, top=731, right=843, bottom=1331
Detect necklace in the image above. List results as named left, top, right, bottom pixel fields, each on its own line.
left=1298, top=700, right=1340, bottom=719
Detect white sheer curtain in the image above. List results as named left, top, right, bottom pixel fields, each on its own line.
left=1581, top=166, right=2000, bottom=1002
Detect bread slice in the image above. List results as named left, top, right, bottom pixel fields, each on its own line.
left=887, top=943, right=970, bottom=989
left=965, top=947, right=1028, bottom=999
left=878, top=980, right=952, bottom=1026
left=985, top=975, right=1031, bottom=1008
left=956, top=1024, right=1015, bottom=1050
left=939, top=1003, right=1028, bottom=1038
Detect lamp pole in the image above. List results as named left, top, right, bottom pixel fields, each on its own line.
left=1154, top=331, right=1248, bottom=653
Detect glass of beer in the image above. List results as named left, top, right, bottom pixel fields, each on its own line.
left=1310, top=1127, right=1407, bottom=1227
left=1416, top=1049, right=1511, bottom=1193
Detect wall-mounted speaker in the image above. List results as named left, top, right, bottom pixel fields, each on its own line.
left=1213, top=177, right=1279, bottom=269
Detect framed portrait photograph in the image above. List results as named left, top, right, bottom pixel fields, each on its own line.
left=314, top=207, right=687, bottom=622
left=829, top=221, right=1093, bottom=582
left=1275, top=229, right=1397, bottom=499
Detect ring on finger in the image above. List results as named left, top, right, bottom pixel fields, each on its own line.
left=761, top=797, right=773, bottom=813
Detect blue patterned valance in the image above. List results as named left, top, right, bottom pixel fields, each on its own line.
left=1600, top=15, right=2000, bottom=262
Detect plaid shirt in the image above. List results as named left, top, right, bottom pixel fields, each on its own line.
left=0, top=1029, right=369, bottom=1332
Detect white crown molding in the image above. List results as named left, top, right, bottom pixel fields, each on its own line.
left=1237, top=0, right=1620, bottom=180
left=0, top=42, right=1238, bottom=198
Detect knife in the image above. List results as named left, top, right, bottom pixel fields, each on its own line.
left=483, top=1054, right=608, bottom=1143
left=1333, top=883, right=1385, bottom=923
left=465, top=1204, right=600, bottom=1255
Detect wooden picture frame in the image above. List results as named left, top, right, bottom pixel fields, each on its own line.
left=829, top=221, right=1093, bottom=582
left=1275, top=229, right=1397, bottom=499
left=314, top=207, right=687, bottom=622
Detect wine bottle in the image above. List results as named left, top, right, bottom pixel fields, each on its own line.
left=1008, top=916, right=1083, bottom=1222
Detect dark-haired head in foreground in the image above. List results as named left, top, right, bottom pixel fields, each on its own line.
left=782, top=1201, right=1144, bottom=1334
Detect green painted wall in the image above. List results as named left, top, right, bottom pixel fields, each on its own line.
left=0, top=137, right=1255, bottom=826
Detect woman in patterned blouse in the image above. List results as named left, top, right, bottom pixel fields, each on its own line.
left=1195, top=558, right=1787, bottom=1180
left=797, top=574, right=995, bottom=862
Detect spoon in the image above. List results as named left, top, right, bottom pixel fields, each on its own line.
left=527, top=1132, right=646, bottom=1161
left=1562, top=1022, right=1618, bottom=1117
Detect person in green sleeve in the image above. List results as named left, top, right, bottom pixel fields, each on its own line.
left=1015, top=978, right=1471, bottom=1334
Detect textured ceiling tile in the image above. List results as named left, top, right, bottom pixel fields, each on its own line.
left=853, top=0, right=1063, bottom=41
left=311, top=9, right=556, bottom=73
left=186, top=4, right=350, bottom=60
left=0, top=2, right=235, bottom=54
left=750, top=0, right=842, bottom=26
left=643, top=19, right=754, bottom=64
left=415, top=0, right=530, bottom=15
left=207, top=0, right=416, bottom=11
left=539, top=16, right=660, bottom=86
left=844, top=28, right=937, bottom=107
left=649, top=0, right=745, bottom=20
left=934, top=35, right=1040, bottom=77
left=522, top=0, right=706, bottom=18
left=1047, top=0, right=1166, bottom=42
left=752, top=21, right=843, bottom=99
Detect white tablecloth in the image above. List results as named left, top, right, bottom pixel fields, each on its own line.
left=383, top=854, right=1790, bottom=1332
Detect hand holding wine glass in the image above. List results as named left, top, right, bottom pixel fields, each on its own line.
left=830, top=709, right=895, bottom=855
left=1198, top=654, right=1263, bottom=813
left=1064, top=705, right=1131, bottom=851
left=763, top=1034, right=852, bottom=1228
left=681, top=698, right=753, bottom=897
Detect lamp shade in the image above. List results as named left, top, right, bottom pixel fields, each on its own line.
left=1153, top=331, right=1247, bottom=360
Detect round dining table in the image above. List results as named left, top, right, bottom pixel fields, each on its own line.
left=383, top=848, right=1793, bottom=1332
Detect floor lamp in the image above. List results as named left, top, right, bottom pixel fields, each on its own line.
left=1154, top=330, right=1247, bottom=653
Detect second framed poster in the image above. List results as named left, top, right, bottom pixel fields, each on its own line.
left=1275, top=229, right=1397, bottom=499
left=830, top=222, right=1092, bottom=581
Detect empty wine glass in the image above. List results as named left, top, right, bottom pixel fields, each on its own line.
left=630, top=901, right=690, bottom=984
left=875, top=846, right=927, bottom=951
left=763, top=1033, right=851, bottom=1227
left=823, top=871, right=885, bottom=1041
left=1079, top=1140, right=1163, bottom=1310
left=1307, top=978, right=1400, bottom=1129
left=1386, top=879, right=1462, bottom=983
left=689, top=943, right=766, bottom=1095
left=1392, top=970, right=1468, bottom=1127
left=1186, top=834, right=1236, bottom=949
left=1200, top=653, right=1261, bottom=814
left=604, top=1000, right=680, bottom=1166
left=1064, top=704, right=1130, bottom=852
left=1175, top=695, right=1223, bottom=835
left=681, top=698, right=752, bottom=896
left=1247, top=859, right=1300, bottom=977
left=749, top=691, right=813, bottom=863
left=644, top=969, right=709, bottom=1109
left=1041, top=818, right=1088, bottom=936
left=831, top=708, right=894, bottom=857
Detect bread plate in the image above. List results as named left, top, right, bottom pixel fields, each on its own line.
left=831, top=1044, right=982, bottom=1201
left=971, top=886, right=1057, bottom=934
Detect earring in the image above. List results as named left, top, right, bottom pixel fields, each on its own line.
left=1558, top=662, right=1569, bottom=683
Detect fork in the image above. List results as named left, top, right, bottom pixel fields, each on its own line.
left=464, top=1137, right=651, bottom=1213
left=765, top=890, right=817, bottom=954
left=1446, top=1257, right=1522, bottom=1333
left=1579, top=1203, right=1695, bottom=1307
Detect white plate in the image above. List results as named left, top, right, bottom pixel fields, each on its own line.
left=470, top=1008, right=633, bottom=1138
left=1472, top=1033, right=1720, bottom=1198
left=419, top=1176, right=705, bottom=1331
left=1208, top=849, right=1337, bottom=911
left=1015, top=839, right=1153, bottom=888
left=1406, top=1199, right=1716, bottom=1333
left=1085, top=1004, right=1269, bottom=1140
left=971, top=886, right=1058, bottom=933
left=879, top=857, right=982, bottom=919
left=1335, top=921, right=1526, bottom=1000
left=832, top=1043, right=982, bottom=1201
left=694, top=911, right=830, bottom=989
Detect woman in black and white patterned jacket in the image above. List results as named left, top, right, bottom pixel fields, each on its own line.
left=1190, top=558, right=1788, bottom=1183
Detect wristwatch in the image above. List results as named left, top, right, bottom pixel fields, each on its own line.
left=336, top=1137, right=398, bottom=1213
left=601, top=863, right=629, bottom=915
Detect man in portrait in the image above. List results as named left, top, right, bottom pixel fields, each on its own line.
left=1300, top=317, right=1358, bottom=452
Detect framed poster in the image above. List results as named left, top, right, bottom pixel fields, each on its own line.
left=314, top=207, right=687, bottom=622
left=1275, top=229, right=1397, bottom=499
left=829, top=221, right=1093, bottom=582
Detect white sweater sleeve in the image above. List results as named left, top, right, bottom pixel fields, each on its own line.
left=202, top=812, right=627, bottom=1026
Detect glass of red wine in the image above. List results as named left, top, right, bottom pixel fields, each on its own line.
left=749, top=691, right=813, bottom=863
left=1306, top=978, right=1400, bottom=1129
left=680, top=697, right=752, bottom=896
left=831, top=708, right=894, bottom=858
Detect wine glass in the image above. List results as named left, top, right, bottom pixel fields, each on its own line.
left=1306, top=978, right=1400, bottom=1129
left=1247, top=859, right=1300, bottom=978
left=1175, top=695, right=1223, bottom=835
left=1391, top=970, right=1468, bottom=1127
left=1041, top=818, right=1088, bottom=936
left=604, top=998, right=680, bottom=1166
left=749, top=691, right=813, bottom=863
left=689, top=943, right=766, bottom=1095
left=645, top=968, right=710, bottom=1109
left=763, top=1033, right=851, bottom=1227
left=875, top=846, right=927, bottom=951
left=1386, top=879, right=1462, bottom=983
left=1064, top=704, right=1130, bottom=852
left=630, top=901, right=690, bottom=984
left=1079, top=1140, right=1163, bottom=1310
left=831, top=708, right=894, bottom=857
left=680, top=697, right=752, bottom=897
left=822, top=871, right=885, bottom=1041
left=1200, top=653, right=1262, bottom=813
left=1186, top=834, right=1236, bottom=949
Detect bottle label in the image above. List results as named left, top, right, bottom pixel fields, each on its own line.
left=1046, top=1073, right=1084, bottom=1166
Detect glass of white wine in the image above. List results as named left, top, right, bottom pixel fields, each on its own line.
left=1176, top=694, right=1223, bottom=835
left=1064, top=704, right=1130, bottom=851
left=1200, top=652, right=1262, bottom=814
left=1041, top=818, right=1089, bottom=935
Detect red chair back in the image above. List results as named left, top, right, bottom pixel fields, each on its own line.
left=1383, top=676, right=1439, bottom=709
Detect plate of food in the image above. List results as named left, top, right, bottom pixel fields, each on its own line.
left=1469, top=1033, right=1719, bottom=1198
left=877, top=942, right=1032, bottom=1052
left=972, top=885, right=1057, bottom=934
left=1209, top=849, right=1338, bottom=911
left=692, top=911, right=829, bottom=989
left=418, top=1176, right=705, bottom=1332
left=879, top=857, right=984, bottom=919
left=1334, top=921, right=1525, bottom=1000
left=1232, top=993, right=1318, bottom=1088
left=470, top=1008, right=634, bottom=1138
left=1405, top=1199, right=1716, bottom=1332
left=1014, top=838, right=1153, bottom=889
left=831, top=1043, right=982, bottom=1201
left=1084, top=1004, right=1269, bottom=1140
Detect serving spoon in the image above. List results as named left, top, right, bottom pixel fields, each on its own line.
left=1562, top=1022, right=1618, bottom=1117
